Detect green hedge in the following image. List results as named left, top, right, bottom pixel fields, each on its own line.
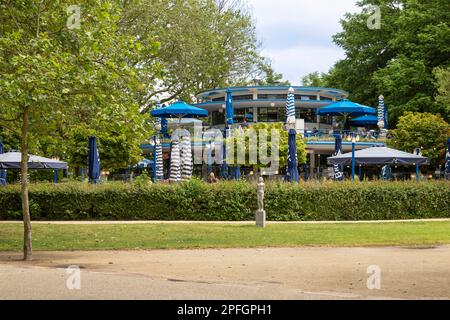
left=0, top=180, right=449, bottom=221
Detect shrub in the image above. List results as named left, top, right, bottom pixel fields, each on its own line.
left=0, top=180, right=448, bottom=221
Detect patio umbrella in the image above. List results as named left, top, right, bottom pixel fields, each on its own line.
left=151, top=101, right=208, bottom=124
left=317, top=99, right=376, bottom=129
left=328, top=147, right=428, bottom=166
left=332, top=134, right=344, bottom=181
left=0, top=152, right=68, bottom=169
left=378, top=95, right=386, bottom=129
left=88, top=136, right=101, bottom=184
left=445, top=138, right=450, bottom=180
left=285, top=87, right=296, bottom=125
left=0, top=141, right=6, bottom=185
left=180, top=135, right=192, bottom=180
left=155, top=139, right=164, bottom=181
left=220, top=131, right=229, bottom=179
left=380, top=164, right=393, bottom=180
left=348, top=115, right=378, bottom=126
left=137, top=158, right=153, bottom=169
left=285, top=129, right=299, bottom=182
left=226, top=88, right=234, bottom=126
left=169, top=139, right=181, bottom=182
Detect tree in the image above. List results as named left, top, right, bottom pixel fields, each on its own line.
left=434, top=66, right=450, bottom=119
left=120, top=0, right=265, bottom=112
left=256, top=63, right=290, bottom=86
left=389, top=112, right=450, bottom=166
left=0, top=1, right=157, bottom=260
left=325, top=0, right=450, bottom=126
left=227, top=123, right=306, bottom=170
left=301, top=72, right=327, bottom=87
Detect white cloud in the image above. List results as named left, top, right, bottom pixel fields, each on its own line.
left=245, top=0, right=360, bottom=84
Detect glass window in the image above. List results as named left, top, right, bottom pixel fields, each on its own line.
left=211, top=111, right=225, bottom=126
left=320, top=115, right=333, bottom=125
left=233, top=108, right=254, bottom=123
left=319, top=96, right=333, bottom=101
left=296, top=108, right=316, bottom=122
left=258, top=94, right=287, bottom=100
left=257, top=107, right=285, bottom=122
left=233, top=94, right=253, bottom=101
left=294, top=95, right=317, bottom=101
left=212, top=96, right=225, bottom=102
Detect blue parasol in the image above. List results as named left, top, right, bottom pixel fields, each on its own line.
left=285, top=129, right=299, bottom=182
left=226, top=89, right=234, bottom=126
left=88, top=136, right=101, bottom=184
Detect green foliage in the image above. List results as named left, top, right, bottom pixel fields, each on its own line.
left=389, top=112, right=450, bottom=165
left=324, top=0, right=450, bottom=126
left=0, top=0, right=154, bottom=170
left=256, top=63, right=290, bottom=86
left=122, top=0, right=266, bottom=110
left=226, top=123, right=307, bottom=169
left=434, top=67, right=450, bottom=117
left=301, top=72, right=327, bottom=87
left=0, top=180, right=448, bottom=221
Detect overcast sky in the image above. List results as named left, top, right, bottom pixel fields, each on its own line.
left=245, top=0, right=360, bottom=85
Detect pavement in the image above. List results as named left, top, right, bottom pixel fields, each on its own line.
left=1, top=246, right=449, bottom=300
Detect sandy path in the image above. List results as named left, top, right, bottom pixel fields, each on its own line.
left=1, top=246, right=449, bottom=300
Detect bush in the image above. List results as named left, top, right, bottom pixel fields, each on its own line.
left=0, top=180, right=449, bottom=221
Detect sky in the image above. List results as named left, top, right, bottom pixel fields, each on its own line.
left=245, top=0, right=360, bottom=85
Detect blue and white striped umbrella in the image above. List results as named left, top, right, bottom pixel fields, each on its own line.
left=155, top=139, right=164, bottom=181
left=378, top=95, right=386, bottom=129
left=286, top=87, right=296, bottom=125
left=169, top=139, right=181, bottom=182
left=180, top=135, right=192, bottom=180
left=332, top=134, right=344, bottom=181
left=380, top=165, right=393, bottom=180
left=445, top=138, right=450, bottom=180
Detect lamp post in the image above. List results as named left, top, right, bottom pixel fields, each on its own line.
left=351, top=135, right=356, bottom=182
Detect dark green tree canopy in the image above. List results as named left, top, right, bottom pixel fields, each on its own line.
left=324, top=0, right=450, bottom=126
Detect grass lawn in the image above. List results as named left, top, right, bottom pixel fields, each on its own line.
left=0, top=221, right=449, bottom=251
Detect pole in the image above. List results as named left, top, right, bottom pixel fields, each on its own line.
left=351, top=139, right=356, bottom=182
left=53, top=170, right=58, bottom=184
left=416, top=164, right=420, bottom=182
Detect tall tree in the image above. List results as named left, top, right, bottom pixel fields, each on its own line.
left=389, top=112, right=450, bottom=166
left=0, top=0, right=157, bottom=260
left=301, top=72, right=327, bottom=87
left=120, top=0, right=265, bottom=112
left=325, top=0, right=450, bottom=126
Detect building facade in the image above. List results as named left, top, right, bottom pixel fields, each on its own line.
left=194, top=86, right=385, bottom=179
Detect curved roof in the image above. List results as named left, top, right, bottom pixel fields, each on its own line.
left=197, top=86, right=349, bottom=100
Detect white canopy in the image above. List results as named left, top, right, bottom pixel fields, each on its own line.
left=327, top=147, right=428, bottom=166
left=0, top=152, right=68, bottom=169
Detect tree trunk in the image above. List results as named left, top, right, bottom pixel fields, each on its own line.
left=21, top=106, right=32, bottom=261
